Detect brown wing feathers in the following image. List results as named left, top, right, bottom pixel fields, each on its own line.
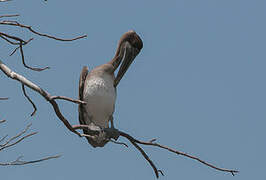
left=78, top=66, right=88, bottom=127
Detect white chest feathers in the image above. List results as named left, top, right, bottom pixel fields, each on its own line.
left=83, top=74, right=116, bottom=128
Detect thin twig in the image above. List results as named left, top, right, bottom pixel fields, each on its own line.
left=0, top=119, right=60, bottom=166
left=0, top=97, right=8, bottom=100
left=0, top=20, right=87, bottom=41
left=0, top=123, right=32, bottom=147
left=0, top=123, right=34, bottom=151
left=0, top=120, right=7, bottom=144
left=119, top=131, right=161, bottom=178
left=0, top=135, right=8, bottom=143
left=0, top=155, right=60, bottom=166
left=0, top=120, right=6, bottom=123
left=0, top=0, right=12, bottom=2
left=0, top=32, right=26, bottom=43
left=119, top=131, right=239, bottom=176
left=9, top=46, right=19, bottom=56
left=146, top=141, right=239, bottom=176
left=0, top=60, right=83, bottom=137
left=0, top=33, right=22, bottom=45
left=22, top=84, right=37, bottom=116
left=19, top=42, right=50, bottom=71
left=0, top=132, right=37, bottom=151
left=0, top=35, right=18, bottom=45
left=0, top=14, right=19, bottom=18
left=0, top=32, right=48, bottom=71
left=0, top=20, right=86, bottom=72
left=50, top=96, right=86, bottom=104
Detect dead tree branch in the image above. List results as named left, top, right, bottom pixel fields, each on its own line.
left=50, top=96, right=86, bottom=105
left=71, top=123, right=238, bottom=178
left=119, top=131, right=162, bottom=178
left=19, top=41, right=50, bottom=71
left=0, top=0, right=12, bottom=2
left=0, top=123, right=36, bottom=151
left=0, top=97, right=9, bottom=100
left=119, top=131, right=239, bottom=177
left=22, top=84, right=37, bottom=116
left=0, top=31, right=48, bottom=71
left=0, top=14, right=19, bottom=18
left=0, top=17, right=86, bottom=71
left=0, top=155, right=61, bottom=166
left=0, top=120, right=60, bottom=166
left=0, top=60, right=88, bottom=137
left=0, top=9, right=237, bottom=176
left=0, top=20, right=87, bottom=41
left=0, top=60, right=238, bottom=177
left=0, top=120, right=6, bottom=123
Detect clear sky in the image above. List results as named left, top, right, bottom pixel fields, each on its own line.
left=1, top=0, right=265, bottom=179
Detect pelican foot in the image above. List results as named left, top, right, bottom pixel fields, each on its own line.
left=104, top=127, right=120, bottom=141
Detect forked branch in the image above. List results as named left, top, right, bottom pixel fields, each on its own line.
left=0, top=20, right=87, bottom=41
left=69, top=124, right=238, bottom=178
left=0, top=120, right=60, bottom=166
left=0, top=60, right=86, bottom=137
left=0, top=60, right=238, bottom=177
left=0, top=155, right=61, bottom=166
left=119, top=131, right=239, bottom=177
left=0, top=31, right=49, bottom=71
left=0, top=17, right=86, bottom=71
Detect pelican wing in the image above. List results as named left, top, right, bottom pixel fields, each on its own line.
left=78, top=66, right=89, bottom=132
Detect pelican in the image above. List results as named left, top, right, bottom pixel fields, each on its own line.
left=78, top=30, right=143, bottom=147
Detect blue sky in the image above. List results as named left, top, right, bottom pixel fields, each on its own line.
left=1, top=0, right=265, bottom=179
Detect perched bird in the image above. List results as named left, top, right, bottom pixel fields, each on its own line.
left=78, top=30, right=143, bottom=147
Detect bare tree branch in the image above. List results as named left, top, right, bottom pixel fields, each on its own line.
left=0, top=17, right=86, bottom=72
left=0, top=14, right=19, bottom=18
left=119, top=131, right=239, bottom=177
left=0, top=11, right=238, bottom=176
left=0, top=58, right=238, bottom=176
left=22, top=84, right=37, bottom=116
left=9, top=46, right=19, bottom=56
left=71, top=124, right=238, bottom=178
left=0, top=34, right=20, bottom=45
left=0, top=32, right=27, bottom=44
left=0, top=120, right=60, bottom=166
left=0, top=120, right=6, bottom=123
left=50, top=96, right=86, bottom=105
left=0, top=60, right=83, bottom=137
left=19, top=41, right=50, bottom=71
left=0, top=155, right=60, bottom=166
left=0, top=135, right=8, bottom=143
left=0, top=32, right=48, bottom=71
left=120, top=131, right=162, bottom=178
left=0, top=123, right=35, bottom=151
left=0, top=132, right=37, bottom=151
left=0, top=97, right=9, bottom=100
left=0, top=20, right=87, bottom=41
left=0, top=0, right=12, bottom=2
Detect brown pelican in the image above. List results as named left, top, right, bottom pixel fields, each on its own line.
left=78, top=30, right=143, bottom=147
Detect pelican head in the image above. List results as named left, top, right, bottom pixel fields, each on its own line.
left=112, top=30, right=143, bottom=87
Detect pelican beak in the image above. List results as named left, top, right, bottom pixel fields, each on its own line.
left=114, top=42, right=140, bottom=87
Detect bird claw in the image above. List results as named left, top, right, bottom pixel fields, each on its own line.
left=104, top=127, right=120, bottom=141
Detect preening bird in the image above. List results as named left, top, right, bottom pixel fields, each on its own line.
left=78, top=30, right=143, bottom=147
